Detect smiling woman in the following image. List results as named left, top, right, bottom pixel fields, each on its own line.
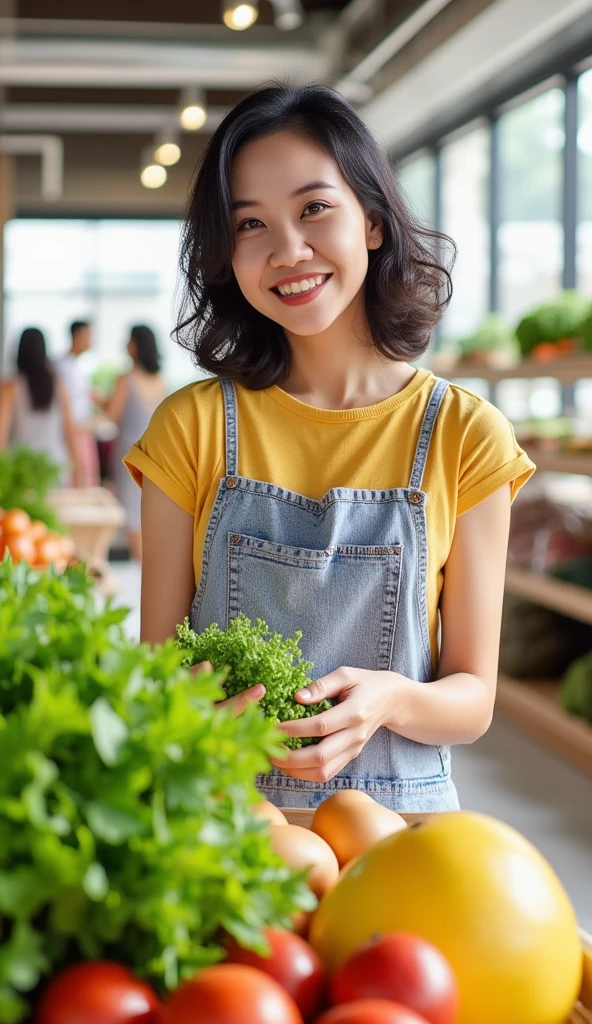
left=124, top=84, right=535, bottom=813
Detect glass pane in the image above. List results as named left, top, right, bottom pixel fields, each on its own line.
left=398, top=153, right=436, bottom=225
left=498, top=88, right=565, bottom=324
left=439, top=125, right=490, bottom=341
left=3, top=219, right=197, bottom=391
left=577, top=67, right=592, bottom=293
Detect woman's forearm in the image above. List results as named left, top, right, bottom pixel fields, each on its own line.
left=384, top=671, right=494, bottom=746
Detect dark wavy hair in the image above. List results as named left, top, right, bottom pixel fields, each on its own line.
left=17, top=327, right=55, bottom=410
left=130, top=324, right=161, bottom=375
left=175, top=83, right=455, bottom=389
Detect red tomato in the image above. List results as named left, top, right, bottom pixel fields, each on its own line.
left=163, top=964, right=303, bottom=1024
left=330, top=934, right=458, bottom=1024
left=29, top=520, right=49, bottom=543
left=315, top=1000, right=428, bottom=1024
left=3, top=508, right=31, bottom=536
left=6, top=532, right=36, bottom=564
left=36, top=961, right=161, bottom=1024
left=226, top=929, right=325, bottom=1020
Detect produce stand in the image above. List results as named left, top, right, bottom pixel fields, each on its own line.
left=447, top=356, right=592, bottom=775
left=48, top=487, right=126, bottom=562
left=283, top=808, right=592, bottom=1022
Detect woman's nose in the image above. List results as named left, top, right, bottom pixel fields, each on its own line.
left=269, top=227, right=313, bottom=268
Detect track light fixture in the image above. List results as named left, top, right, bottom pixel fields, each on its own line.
left=270, top=0, right=304, bottom=31
left=140, top=148, right=167, bottom=189
left=179, top=88, right=208, bottom=132
left=222, top=0, right=258, bottom=31
left=153, top=130, right=181, bottom=167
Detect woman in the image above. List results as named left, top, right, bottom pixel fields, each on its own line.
left=105, top=325, right=166, bottom=561
left=0, top=327, right=80, bottom=485
left=124, top=85, right=535, bottom=811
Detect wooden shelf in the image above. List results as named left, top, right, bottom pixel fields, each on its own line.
left=505, top=565, right=592, bottom=625
left=495, top=676, right=592, bottom=775
left=521, top=448, right=592, bottom=475
left=446, top=355, right=592, bottom=385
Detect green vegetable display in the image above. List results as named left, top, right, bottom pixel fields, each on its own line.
left=0, top=447, right=63, bottom=530
left=515, top=290, right=589, bottom=355
left=457, top=313, right=520, bottom=360
left=561, top=649, right=592, bottom=725
left=0, top=559, right=312, bottom=1023
left=176, top=615, right=331, bottom=750
left=578, top=305, right=592, bottom=352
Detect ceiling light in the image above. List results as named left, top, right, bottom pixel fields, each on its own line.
left=270, top=0, right=304, bottom=30
left=222, top=0, right=258, bottom=30
left=154, top=140, right=181, bottom=166
left=140, top=148, right=167, bottom=189
left=179, top=88, right=208, bottom=131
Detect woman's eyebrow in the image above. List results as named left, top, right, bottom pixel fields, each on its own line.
left=231, top=180, right=337, bottom=211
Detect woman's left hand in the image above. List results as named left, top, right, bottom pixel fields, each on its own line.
left=271, top=667, right=407, bottom=783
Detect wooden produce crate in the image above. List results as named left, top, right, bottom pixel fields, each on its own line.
left=283, top=809, right=592, bottom=1022
left=48, top=487, right=126, bottom=561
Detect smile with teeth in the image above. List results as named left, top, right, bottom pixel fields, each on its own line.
left=275, top=274, right=330, bottom=296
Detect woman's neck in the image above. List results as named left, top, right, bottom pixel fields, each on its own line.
left=282, top=299, right=416, bottom=411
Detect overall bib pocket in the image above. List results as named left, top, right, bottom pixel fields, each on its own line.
left=227, top=532, right=403, bottom=678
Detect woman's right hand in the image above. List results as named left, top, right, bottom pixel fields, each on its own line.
left=190, top=662, right=266, bottom=717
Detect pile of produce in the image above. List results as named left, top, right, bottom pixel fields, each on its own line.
left=0, top=507, right=75, bottom=569
left=0, top=447, right=63, bottom=531
left=176, top=615, right=332, bottom=748
left=561, top=648, right=592, bottom=725
left=0, top=558, right=312, bottom=1022
left=454, top=313, right=519, bottom=366
left=515, top=290, right=590, bottom=359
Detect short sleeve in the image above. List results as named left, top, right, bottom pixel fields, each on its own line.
left=123, top=387, right=199, bottom=516
left=457, top=398, right=536, bottom=517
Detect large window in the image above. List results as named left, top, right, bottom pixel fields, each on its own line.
left=440, top=124, right=490, bottom=342
left=577, top=67, right=592, bottom=295
left=3, top=219, right=197, bottom=391
left=398, top=152, right=436, bottom=225
left=497, top=87, right=565, bottom=323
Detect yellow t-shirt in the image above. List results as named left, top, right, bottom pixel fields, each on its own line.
left=124, top=368, right=535, bottom=653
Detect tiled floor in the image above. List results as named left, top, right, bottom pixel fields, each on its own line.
left=113, top=560, right=592, bottom=932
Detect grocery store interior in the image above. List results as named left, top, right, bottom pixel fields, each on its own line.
left=2, top=0, right=592, bottom=932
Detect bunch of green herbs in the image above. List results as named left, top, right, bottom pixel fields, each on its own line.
left=0, top=447, right=63, bottom=530
left=176, top=615, right=331, bottom=750
left=0, top=559, right=313, bottom=1023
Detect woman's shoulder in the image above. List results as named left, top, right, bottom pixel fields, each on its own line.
left=438, top=376, right=514, bottom=439
left=146, top=377, right=223, bottom=438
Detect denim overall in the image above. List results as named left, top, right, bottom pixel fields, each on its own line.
left=191, top=377, right=460, bottom=813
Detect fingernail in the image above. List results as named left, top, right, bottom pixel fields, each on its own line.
left=297, top=688, right=312, bottom=699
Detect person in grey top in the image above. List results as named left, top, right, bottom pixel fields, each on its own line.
left=101, top=325, right=166, bottom=562
left=0, top=327, right=81, bottom=485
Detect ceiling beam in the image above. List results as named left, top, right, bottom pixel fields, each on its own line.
left=0, top=37, right=332, bottom=89
left=0, top=103, right=227, bottom=132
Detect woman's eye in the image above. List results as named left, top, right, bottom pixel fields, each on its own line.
left=237, top=218, right=263, bottom=232
left=303, top=202, right=330, bottom=216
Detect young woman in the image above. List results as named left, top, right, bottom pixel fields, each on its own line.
left=0, top=327, right=81, bottom=486
left=101, top=325, right=167, bottom=562
left=124, top=85, right=535, bottom=812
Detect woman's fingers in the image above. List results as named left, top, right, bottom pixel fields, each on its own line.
left=280, top=703, right=348, bottom=739
left=190, top=660, right=213, bottom=674
left=294, top=667, right=355, bottom=704
left=216, top=684, right=266, bottom=717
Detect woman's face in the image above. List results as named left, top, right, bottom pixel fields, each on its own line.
left=230, top=130, right=380, bottom=338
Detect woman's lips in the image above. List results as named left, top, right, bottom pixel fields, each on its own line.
left=273, top=276, right=331, bottom=306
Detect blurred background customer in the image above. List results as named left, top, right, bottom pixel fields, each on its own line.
left=0, top=327, right=81, bottom=485
left=101, top=325, right=166, bottom=561
left=56, top=320, right=100, bottom=487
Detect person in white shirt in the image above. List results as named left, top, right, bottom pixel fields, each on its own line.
left=56, top=320, right=100, bottom=487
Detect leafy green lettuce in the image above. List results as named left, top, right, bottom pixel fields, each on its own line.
left=0, top=559, right=313, bottom=1023
left=176, top=615, right=332, bottom=750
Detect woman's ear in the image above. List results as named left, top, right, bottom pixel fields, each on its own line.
left=366, top=213, right=383, bottom=251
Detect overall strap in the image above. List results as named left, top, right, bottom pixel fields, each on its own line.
left=408, top=377, right=449, bottom=492
left=219, top=377, right=239, bottom=477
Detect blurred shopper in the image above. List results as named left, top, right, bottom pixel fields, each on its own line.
left=103, top=326, right=166, bottom=561
left=0, top=327, right=81, bottom=485
left=56, top=320, right=100, bottom=487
